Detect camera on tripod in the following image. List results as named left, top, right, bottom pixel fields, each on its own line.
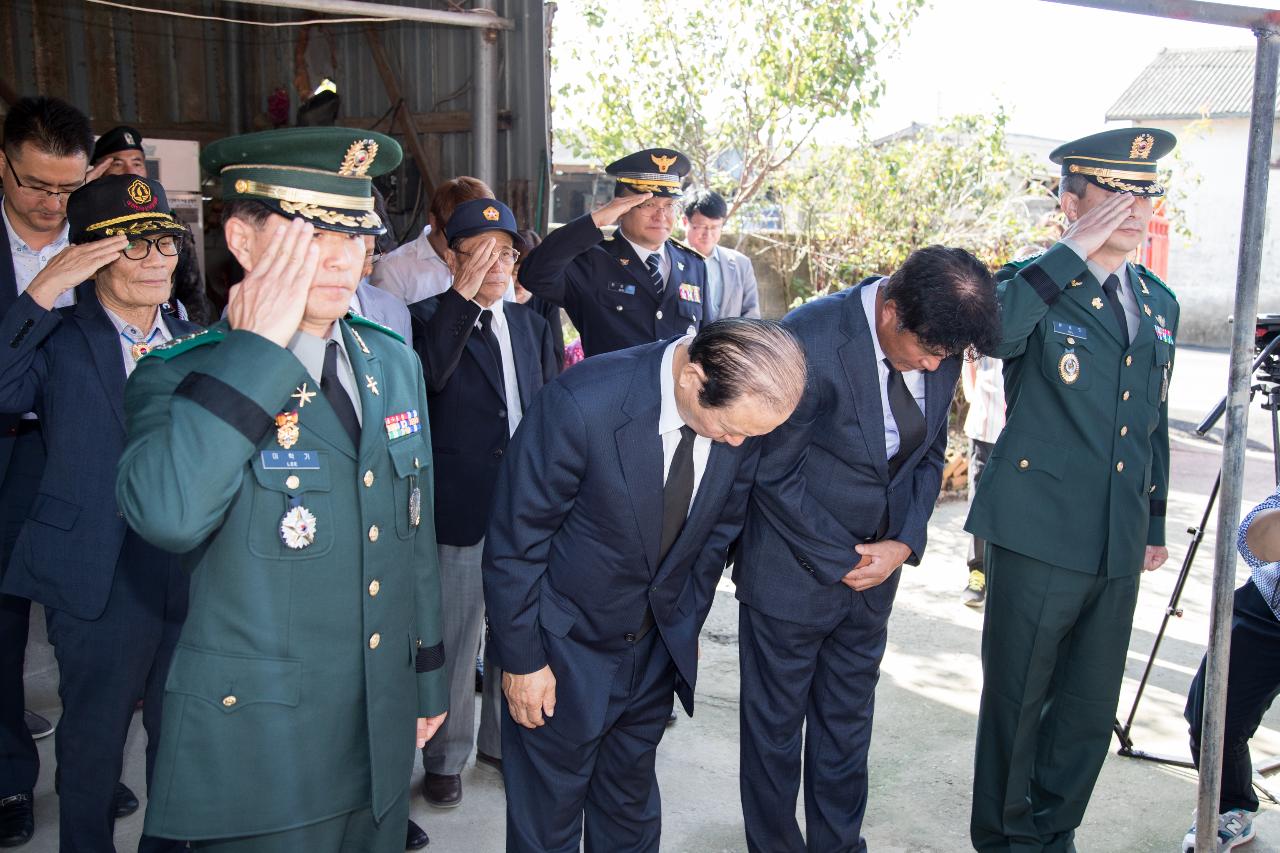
left=1257, top=314, right=1280, bottom=385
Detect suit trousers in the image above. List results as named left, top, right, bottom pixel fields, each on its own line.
left=0, top=429, right=43, bottom=799
left=738, top=591, right=895, bottom=853
left=190, top=787, right=409, bottom=853
left=966, top=439, right=995, bottom=572
left=422, top=540, right=501, bottom=775
left=501, top=628, right=677, bottom=853
left=971, top=544, right=1139, bottom=853
left=45, top=530, right=188, bottom=853
left=1184, top=579, right=1280, bottom=814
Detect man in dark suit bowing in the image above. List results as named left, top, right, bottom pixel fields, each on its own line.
left=734, top=247, right=1001, bottom=853
left=407, top=199, right=558, bottom=809
left=0, top=175, right=199, bottom=852
left=484, top=318, right=806, bottom=852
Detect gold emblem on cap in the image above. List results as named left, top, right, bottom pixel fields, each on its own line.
left=1130, top=133, right=1155, bottom=160
left=1091, top=297, right=1104, bottom=310
left=127, top=179, right=152, bottom=206
left=234, top=179, right=250, bottom=193
left=482, top=205, right=500, bottom=221
left=339, top=139, right=379, bottom=177
left=650, top=153, right=678, bottom=174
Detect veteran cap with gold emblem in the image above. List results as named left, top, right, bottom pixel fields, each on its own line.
left=67, top=174, right=185, bottom=245
left=605, top=147, right=691, bottom=197
left=91, top=125, right=145, bottom=165
left=1051, top=127, right=1176, bottom=197
left=444, top=198, right=519, bottom=244
left=200, top=127, right=402, bottom=235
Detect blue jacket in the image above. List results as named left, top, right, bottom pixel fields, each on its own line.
left=0, top=282, right=199, bottom=618
left=483, top=340, right=758, bottom=743
left=734, top=282, right=958, bottom=626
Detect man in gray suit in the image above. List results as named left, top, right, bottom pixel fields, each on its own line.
left=683, top=190, right=760, bottom=322
left=358, top=236, right=413, bottom=347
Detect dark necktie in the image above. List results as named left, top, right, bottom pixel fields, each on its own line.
left=478, top=309, right=506, bottom=387
left=644, top=253, right=665, bottom=294
left=322, top=340, right=361, bottom=446
left=885, top=358, right=925, bottom=477
left=659, top=425, right=696, bottom=563
left=1102, top=274, right=1129, bottom=347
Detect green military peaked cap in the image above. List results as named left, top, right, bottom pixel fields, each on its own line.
left=1050, top=127, right=1176, bottom=197
left=201, top=127, right=402, bottom=235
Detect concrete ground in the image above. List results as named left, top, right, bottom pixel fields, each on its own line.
left=18, top=344, right=1280, bottom=852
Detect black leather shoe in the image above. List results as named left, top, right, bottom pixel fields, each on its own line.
left=0, top=793, right=34, bottom=848
left=405, top=818, right=429, bottom=849
left=421, top=773, right=461, bottom=808
left=475, top=751, right=502, bottom=773
left=113, top=783, right=139, bottom=819
left=23, top=711, right=53, bottom=741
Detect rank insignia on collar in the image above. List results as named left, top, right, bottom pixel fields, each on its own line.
left=619, top=258, right=630, bottom=266
left=1143, top=304, right=1152, bottom=316
left=1069, top=279, right=1082, bottom=288
left=276, top=411, right=300, bottom=449
left=1091, top=297, right=1104, bottom=310
left=365, top=375, right=379, bottom=396
left=349, top=326, right=370, bottom=355
left=292, top=383, right=316, bottom=408
left=677, top=261, right=685, bottom=271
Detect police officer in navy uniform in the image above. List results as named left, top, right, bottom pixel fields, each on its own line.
left=517, top=148, right=708, bottom=358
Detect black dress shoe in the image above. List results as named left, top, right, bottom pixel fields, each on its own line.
left=22, top=711, right=53, bottom=741
left=0, top=793, right=34, bottom=848
left=475, top=751, right=502, bottom=773
left=420, top=773, right=461, bottom=808
left=405, top=818, right=429, bottom=849
left=113, top=782, right=139, bottom=819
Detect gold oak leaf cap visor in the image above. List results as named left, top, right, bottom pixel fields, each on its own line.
left=201, top=127, right=403, bottom=236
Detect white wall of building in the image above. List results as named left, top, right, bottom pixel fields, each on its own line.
left=1141, top=118, right=1280, bottom=345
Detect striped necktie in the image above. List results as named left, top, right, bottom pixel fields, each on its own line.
left=644, top=252, right=664, bottom=294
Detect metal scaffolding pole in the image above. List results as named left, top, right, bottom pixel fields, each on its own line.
left=472, top=0, right=500, bottom=188
left=1196, top=28, right=1279, bottom=852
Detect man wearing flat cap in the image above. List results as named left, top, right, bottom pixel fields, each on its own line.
left=115, top=127, right=448, bottom=853
left=0, top=174, right=198, bottom=851
left=966, top=127, right=1180, bottom=852
left=91, top=125, right=148, bottom=179
left=518, top=147, right=708, bottom=358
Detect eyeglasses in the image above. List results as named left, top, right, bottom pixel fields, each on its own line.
left=635, top=199, right=682, bottom=216
left=455, top=247, right=521, bottom=266
left=4, top=157, right=84, bottom=201
left=122, top=235, right=183, bottom=260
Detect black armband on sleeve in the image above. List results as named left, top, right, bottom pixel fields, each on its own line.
left=416, top=642, right=445, bottom=673
left=1022, top=264, right=1061, bottom=307
left=174, top=372, right=273, bottom=445
left=1150, top=499, right=1167, bottom=518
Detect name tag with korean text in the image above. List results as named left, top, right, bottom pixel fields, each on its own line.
left=1052, top=321, right=1087, bottom=339
left=259, top=450, right=320, bottom=469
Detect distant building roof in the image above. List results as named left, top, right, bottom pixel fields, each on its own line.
left=1108, top=47, right=1280, bottom=121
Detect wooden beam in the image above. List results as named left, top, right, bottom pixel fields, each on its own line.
left=364, top=27, right=437, bottom=199
left=344, top=110, right=513, bottom=135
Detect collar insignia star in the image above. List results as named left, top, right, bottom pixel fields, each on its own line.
left=365, top=375, right=379, bottom=396
left=292, top=383, right=317, bottom=408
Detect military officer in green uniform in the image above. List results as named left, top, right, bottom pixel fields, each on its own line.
left=966, top=127, right=1179, bottom=852
left=114, top=127, right=448, bottom=852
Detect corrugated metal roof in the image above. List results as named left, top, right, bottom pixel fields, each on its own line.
left=1107, top=47, right=1280, bottom=120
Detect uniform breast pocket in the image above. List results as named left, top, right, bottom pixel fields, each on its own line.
left=600, top=281, right=642, bottom=315
left=1041, top=334, right=1094, bottom=391
left=247, top=453, right=334, bottom=560
left=1148, top=341, right=1172, bottom=405
left=388, top=434, right=432, bottom=540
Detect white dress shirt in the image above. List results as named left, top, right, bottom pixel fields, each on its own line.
left=477, top=298, right=523, bottom=436
left=621, top=230, right=670, bottom=285
left=103, top=305, right=171, bottom=377
left=861, top=280, right=925, bottom=460
left=369, top=225, right=452, bottom=305
left=659, top=336, right=711, bottom=510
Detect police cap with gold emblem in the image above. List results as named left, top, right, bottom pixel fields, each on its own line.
left=67, top=173, right=185, bottom=244
left=91, top=125, right=145, bottom=165
left=444, top=198, right=519, bottom=245
left=1050, top=127, right=1176, bottom=197
left=201, top=127, right=402, bottom=236
left=605, top=147, right=690, bottom=197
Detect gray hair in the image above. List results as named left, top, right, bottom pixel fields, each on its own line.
left=687, top=318, right=806, bottom=414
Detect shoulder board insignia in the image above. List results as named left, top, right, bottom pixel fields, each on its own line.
left=143, top=328, right=223, bottom=361
left=1133, top=264, right=1177, bottom=300
left=667, top=237, right=705, bottom=260
left=346, top=311, right=405, bottom=344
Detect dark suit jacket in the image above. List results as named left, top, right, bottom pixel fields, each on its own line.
left=0, top=282, right=200, bottom=619
left=483, top=340, right=759, bottom=744
left=408, top=289, right=559, bottom=546
left=0, top=228, right=21, bottom=481
left=734, top=282, right=959, bottom=627
left=518, top=214, right=708, bottom=358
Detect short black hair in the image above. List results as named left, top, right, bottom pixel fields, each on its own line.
left=683, top=188, right=727, bottom=221
left=1058, top=172, right=1089, bottom=200
left=882, top=246, right=1000, bottom=357
left=2, top=96, right=92, bottom=160
left=688, top=318, right=806, bottom=413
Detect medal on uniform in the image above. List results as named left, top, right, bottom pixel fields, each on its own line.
left=1161, top=365, right=1170, bottom=402
left=1058, top=350, right=1081, bottom=385
left=130, top=341, right=152, bottom=361
left=276, top=411, right=300, bottom=449
left=279, top=501, right=317, bottom=549
left=408, top=475, right=422, bottom=528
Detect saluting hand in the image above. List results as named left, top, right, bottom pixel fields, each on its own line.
left=1059, top=192, right=1137, bottom=260
left=589, top=192, right=653, bottom=230
left=842, top=539, right=912, bottom=591
left=416, top=712, right=447, bottom=748
left=450, top=236, right=498, bottom=302
left=503, top=665, right=557, bottom=729
left=25, top=235, right=129, bottom=310
left=227, top=217, right=319, bottom=348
